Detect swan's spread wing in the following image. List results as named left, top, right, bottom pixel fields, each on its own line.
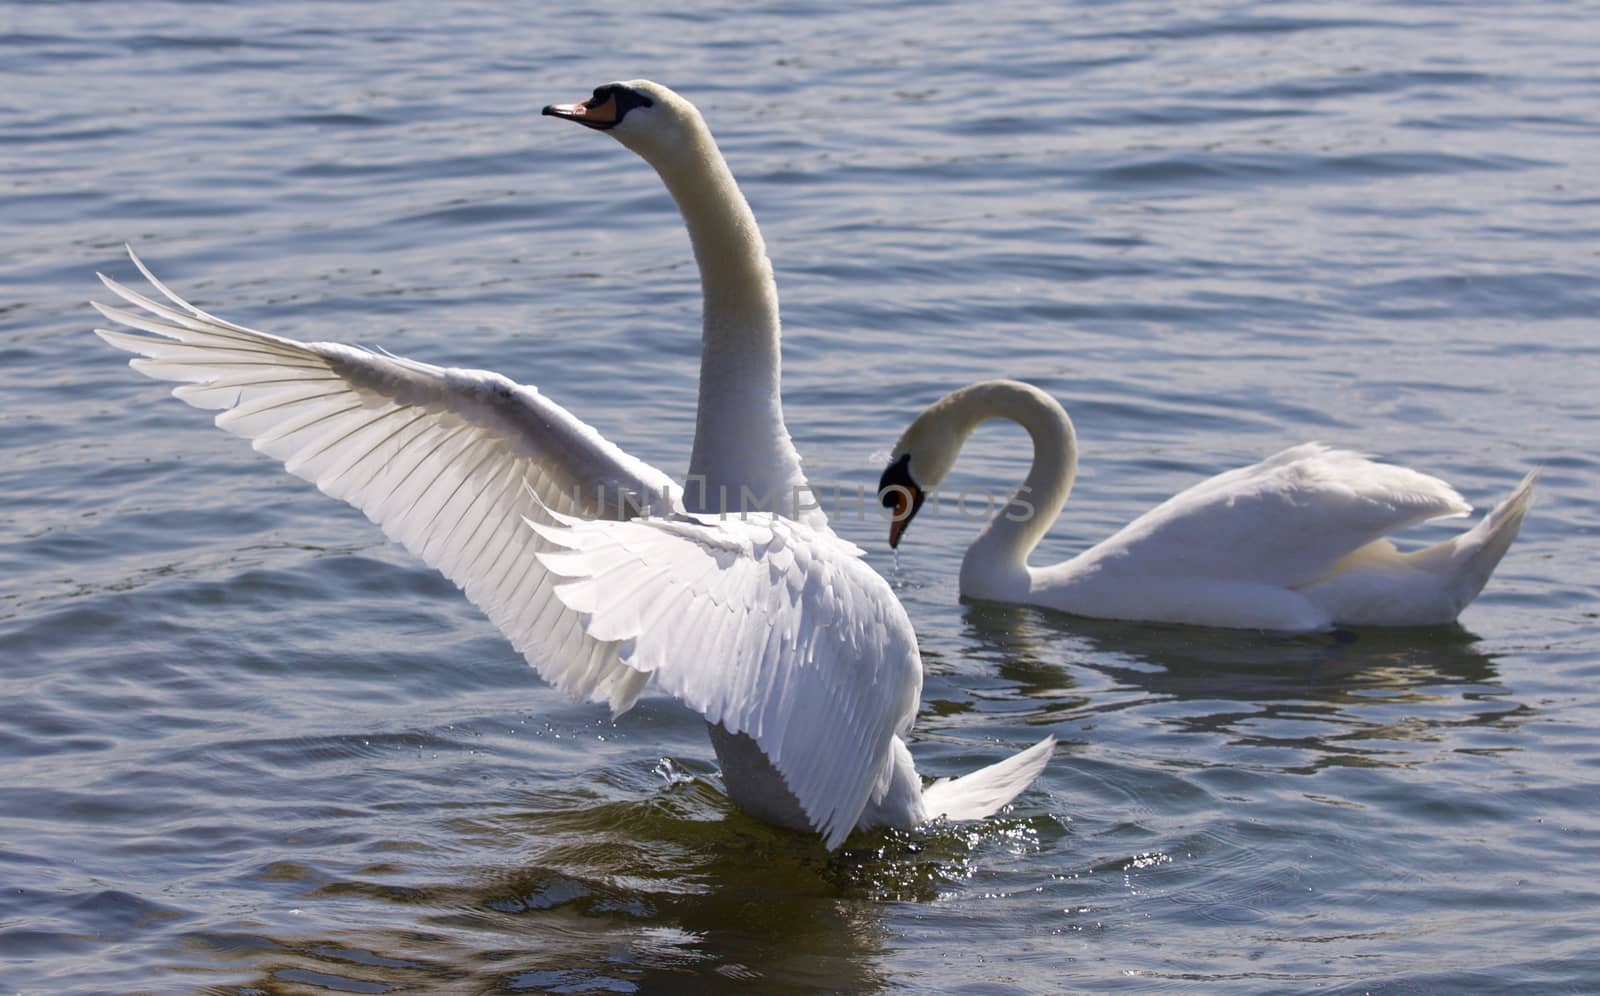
left=531, top=510, right=922, bottom=849
left=1084, top=443, right=1472, bottom=588
left=94, top=250, right=682, bottom=711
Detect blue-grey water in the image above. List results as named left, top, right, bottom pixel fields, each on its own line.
left=3, top=2, right=1598, bottom=992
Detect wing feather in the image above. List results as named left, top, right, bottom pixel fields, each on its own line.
left=94, top=249, right=685, bottom=709
left=531, top=511, right=922, bottom=849
left=1075, top=442, right=1474, bottom=588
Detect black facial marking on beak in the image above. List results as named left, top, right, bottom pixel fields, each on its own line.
left=879, top=452, right=926, bottom=549
left=542, top=84, right=656, bottom=131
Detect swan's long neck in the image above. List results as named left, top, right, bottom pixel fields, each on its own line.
left=929, top=382, right=1076, bottom=597
left=651, top=134, right=808, bottom=519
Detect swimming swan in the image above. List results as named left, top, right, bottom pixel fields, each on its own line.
left=879, top=379, right=1535, bottom=632
left=92, top=83, right=1053, bottom=849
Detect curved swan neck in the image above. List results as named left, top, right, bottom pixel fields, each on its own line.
left=646, top=120, right=804, bottom=512
left=925, top=382, right=1076, bottom=585
left=656, top=151, right=778, bottom=325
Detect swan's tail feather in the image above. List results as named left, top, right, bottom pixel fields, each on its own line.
left=920, top=735, right=1055, bottom=822
left=1408, top=470, right=1536, bottom=616
left=1443, top=470, right=1536, bottom=611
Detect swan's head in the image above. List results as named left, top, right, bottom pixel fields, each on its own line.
left=879, top=405, right=965, bottom=549
left=878, top=452, right=926, bottom=549
left=880, top=380, right=1069, bottom=549
left=543, top=80, right=706, bottom=162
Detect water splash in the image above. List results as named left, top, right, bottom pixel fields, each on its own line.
left=653, top=757, right=695, bottom=787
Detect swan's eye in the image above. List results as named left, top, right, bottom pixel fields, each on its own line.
left=586, top=85, right=655, bottom=124
left=879, top=452, right=917, bottom=507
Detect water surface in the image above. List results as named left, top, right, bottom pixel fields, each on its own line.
left=3, top=1, right=1598, bottom=992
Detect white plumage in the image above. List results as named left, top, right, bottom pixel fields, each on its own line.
left=94, top=81, right=1053, bottom=849
left=883, top=379, right=1534, bottom=631
left=529, top=503, right=923, bottom=847
left=96, top=254, right=675, bottom=714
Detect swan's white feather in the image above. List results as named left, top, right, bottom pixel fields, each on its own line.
left=895, top=380, right=1531, bottom=631
left=529, top=510, right=922, bottom=849
left=97, top=253, right=1052, bottom=847
left=94, top=78, right=1059, bottom=848
left=95, top=251, right=680, bottom=711
left=920, top=734, right=1057, bottom=822
left=1066, top=442, right=1472, bottom=590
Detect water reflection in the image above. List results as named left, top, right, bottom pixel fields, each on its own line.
left=189, top=768, right=1051, bottom=992
left=958, top=600, right=1530, bottom=774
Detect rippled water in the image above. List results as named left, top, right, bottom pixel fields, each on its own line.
left=3, top=1, right=1598, bottom=992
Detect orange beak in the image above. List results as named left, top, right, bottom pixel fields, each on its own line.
left=879, top=453, right=924, bottom=549
left=887, top=490, right=912, bottom=548
left=542, top=91, right=621, bottom=130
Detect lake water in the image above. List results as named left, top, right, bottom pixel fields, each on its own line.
left=3, top=1, right=1598, bottom=992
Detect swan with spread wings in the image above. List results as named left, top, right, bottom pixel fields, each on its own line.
left=94, top=82, right=1053, bottom=849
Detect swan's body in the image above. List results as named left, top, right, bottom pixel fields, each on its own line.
left=94, top=83, right=1052, bottom=849
left=880, top=380, right=1534, bottom=632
